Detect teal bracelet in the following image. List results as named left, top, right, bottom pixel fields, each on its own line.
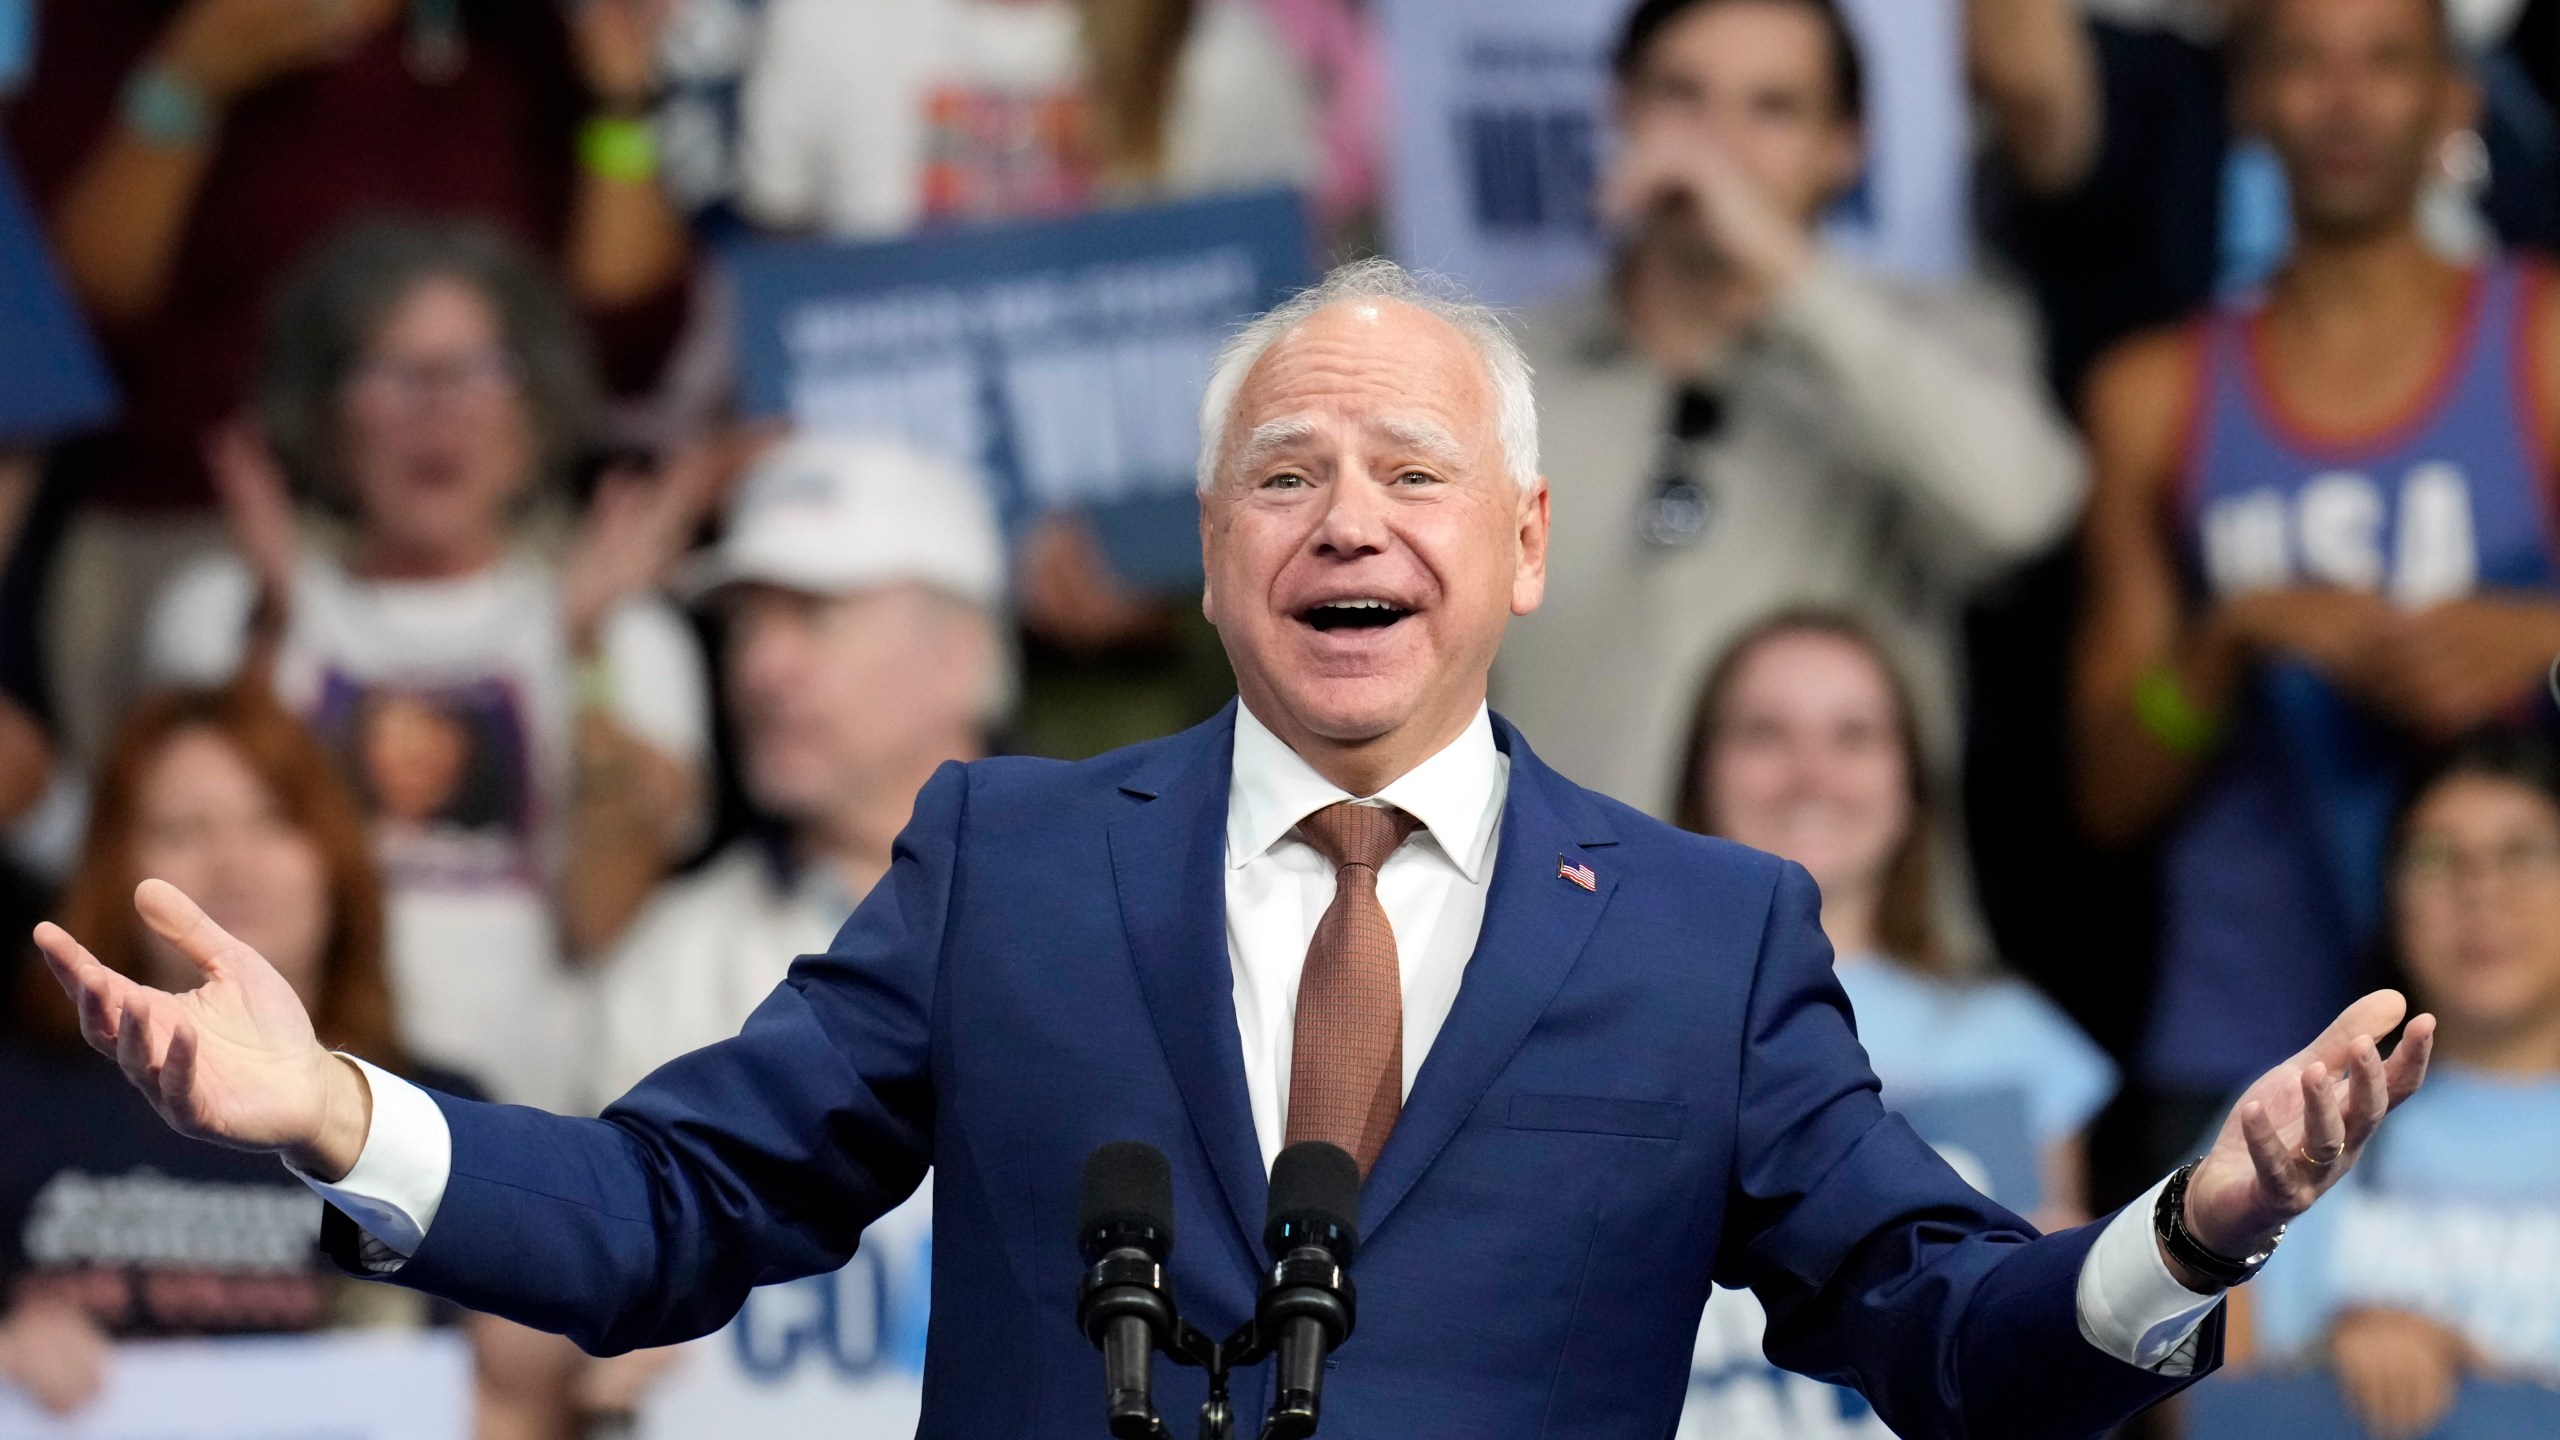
left=121, top=63, right=214, bottom=149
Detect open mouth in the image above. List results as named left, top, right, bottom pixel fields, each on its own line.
left=1299, top=599, right=1416, bottom=633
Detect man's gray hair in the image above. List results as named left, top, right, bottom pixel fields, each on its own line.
left=1194, top=258, right=1541, bottom=493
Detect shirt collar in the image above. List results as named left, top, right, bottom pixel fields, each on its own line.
left=1226, top=701, right=1507, bottom=883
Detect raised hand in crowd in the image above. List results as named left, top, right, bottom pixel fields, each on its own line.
left=2328, top=1306, right=2477, bottom=1440
left=0, top=1295, right=109, bottom=1418
left=1598, top=124, right=1817, bottom=333
left=2176, top=991, right=2435, bottom=1288
left=567, top=0, right=678, bottom=112
left=560, top=434, right=758, bottom=657
left=54, top=0, right=401, bottom=323
left=203, top=416, right=301, bottom=618
left=559, top=0, right=690, bottom=309
left=555, top=434, right=754, bottom=957
left=155, top=0, right=398, bottom=107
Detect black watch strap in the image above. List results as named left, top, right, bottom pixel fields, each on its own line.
left=2155, top=1158, right=2282, bottom=1289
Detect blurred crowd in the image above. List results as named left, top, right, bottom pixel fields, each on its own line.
left=0, top=0, right=2557, bottom=1437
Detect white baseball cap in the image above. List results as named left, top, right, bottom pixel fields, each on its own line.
left=686, top=435, right=1006, bottom=612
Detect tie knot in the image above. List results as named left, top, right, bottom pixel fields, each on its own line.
left=1296, top=801, right=1421, bottom=873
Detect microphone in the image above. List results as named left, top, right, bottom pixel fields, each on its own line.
left=1257, top=1142, right=1361, bottom=1440
left=1078, top=1141, right=1180, bottom=1440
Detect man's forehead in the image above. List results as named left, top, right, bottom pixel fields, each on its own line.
left=1236, top=302, right=1492, bottom=416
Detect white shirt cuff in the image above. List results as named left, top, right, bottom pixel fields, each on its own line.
left=2075, top=1173, right=2226, bottom=1375
left=284, top=1055, right=455, bottom=1272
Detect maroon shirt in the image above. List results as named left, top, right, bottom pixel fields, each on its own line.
left=6, top=0, right=676, bottom=512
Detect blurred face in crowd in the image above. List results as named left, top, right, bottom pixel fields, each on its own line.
left=131, top=727, right=330, bottom=1008
left=1200, top=301, right=1547, bottom=773
left=725, top=582, right=993, bottom=826
left=1616, top=0, right=1864, bottom=237
left=2243, top=0, right=2474, bottom=241
left=336, top=274, right=539, bottom=569
left=1700, top=629, right=1911, bottom=904
left=2394, top=773, right=2560, bottom=1059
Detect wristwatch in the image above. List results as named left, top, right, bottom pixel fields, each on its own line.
left=2155, top=1158, right=2283, bottom=1289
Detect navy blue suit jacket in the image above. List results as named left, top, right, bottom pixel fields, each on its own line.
left=365, top=707, right=2219, bottom=1436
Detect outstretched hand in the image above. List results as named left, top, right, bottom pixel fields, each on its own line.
left=30, top=881, right=371, bottom=1179
left=2179, top=991, right=2435, bottom=1281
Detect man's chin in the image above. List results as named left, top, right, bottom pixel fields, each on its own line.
left=1253, top=679, right=1424, bottom=751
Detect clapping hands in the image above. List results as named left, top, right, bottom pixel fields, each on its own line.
left=2222, top=588, right=2560, bottom=741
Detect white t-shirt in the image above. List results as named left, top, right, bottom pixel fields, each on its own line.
left=584, top=838, right=856, bottom=1108
left=143, top=549, right=711, bottom=1112
left=739, top=0, right=1320, bottom=237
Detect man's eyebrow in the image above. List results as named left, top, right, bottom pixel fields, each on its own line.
left=1237, top=416, right=1323, bottom=467
left=1375, top=415, right=1466, bottom=465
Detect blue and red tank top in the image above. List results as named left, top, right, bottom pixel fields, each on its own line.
left=2152, top=259, right=2559, bottom=1092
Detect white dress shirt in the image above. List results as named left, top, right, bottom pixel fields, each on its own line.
left=1226, top=701, right=1506, bottom=1171
left=296, top=701, right=2219, bottom=1370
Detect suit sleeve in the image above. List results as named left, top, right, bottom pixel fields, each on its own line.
left=362, top=761, right=968, bottom=1354
left=1713, top=861, right=2220, bottom=1440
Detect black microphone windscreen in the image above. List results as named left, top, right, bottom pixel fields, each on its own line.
left=1079, top=1141, right=1175, bottom=1254
left=1264, top=1141, right=1361, bottom=1257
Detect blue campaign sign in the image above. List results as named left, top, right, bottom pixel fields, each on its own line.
left=727, top=189, right=1314, bottom=591
left=2190, top=1372, right=2560, bottom=1440
left=0, top=155, right=116, bottom=445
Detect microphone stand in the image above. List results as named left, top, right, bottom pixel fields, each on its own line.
left=1155, top=1316, right=1282, bottom=1440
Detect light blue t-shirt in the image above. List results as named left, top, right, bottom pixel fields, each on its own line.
left=1836, top=954, right=2120, bottom=1149
left=2253, top=1066, right=2560, bottom=1380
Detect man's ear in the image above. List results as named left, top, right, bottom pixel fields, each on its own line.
left=1510, top=478, right=1551, bottom=617
left=1198, top=494, right=1220, bottom=625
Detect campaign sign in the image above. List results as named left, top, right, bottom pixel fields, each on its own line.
left=0, top=1330, right=469, bottom=1440
left=1375, top=0, right=1972, bottom=309
left=2190, top=1372, right=2560, bottom=1440
left=0, top=155, right=116, bottom=445
left=1678, top=1085, right=2043, bottom=1436
left=728, top=190, right=1314, bottom=591
left=637, top=1183, right=932, bottom=1440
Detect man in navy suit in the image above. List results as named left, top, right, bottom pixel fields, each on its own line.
left=38, top=253, right=2436, bottom=1436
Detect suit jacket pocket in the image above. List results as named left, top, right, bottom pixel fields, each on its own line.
left=1504, top=1092, right=1686, bottom=1139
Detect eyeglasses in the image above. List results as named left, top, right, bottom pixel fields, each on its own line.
left=346, top=350, right=524, bottom=407
left=1636, top=383, right=1726, bottom=549
left=2397, top=836, right=2560, bottom=887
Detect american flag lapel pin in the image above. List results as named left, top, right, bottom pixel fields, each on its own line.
left=1557, top=854, right=1598, bottom=892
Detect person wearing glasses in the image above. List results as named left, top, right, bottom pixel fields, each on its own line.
left=1494, top=0, right=2083, bottom=839
left=136, top=217, right=716, bottom=1113
left=2247, top=729, right=2560, bottom=1439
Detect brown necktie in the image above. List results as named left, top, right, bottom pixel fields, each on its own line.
left=1284, top=801, right=1422, bottom=1176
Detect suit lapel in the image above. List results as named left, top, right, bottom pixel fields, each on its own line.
left=1361, top=718, right=1620, bottom=1240
left=1106, top=705, right=1268, bottom=1260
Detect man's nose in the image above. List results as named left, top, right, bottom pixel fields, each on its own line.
left=1310, top=466, right=1392, bottom=557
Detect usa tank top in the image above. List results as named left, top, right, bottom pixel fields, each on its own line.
left=2150, top=259, right=2558, bottom=1091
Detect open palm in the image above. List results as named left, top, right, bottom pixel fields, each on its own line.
left=32, top=880, right=348, bottom=1157
left=2184, top=990, right=2436, bottom=1260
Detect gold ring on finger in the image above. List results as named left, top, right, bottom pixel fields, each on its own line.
left=2297, top=1140, right=2346, bottom=1167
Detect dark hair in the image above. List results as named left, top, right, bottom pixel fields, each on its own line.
left=2377, top=726, right=2560, bottom=1010
left=2233, top=0, right=2454, bottom=70
left=1673, top=609, right=1948, bottom=973
left=256, top=215, right=602, bottom=515
left=1613, top=0, right=1866, bottom=123
left=22, top=685, right=403, bottom=1066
